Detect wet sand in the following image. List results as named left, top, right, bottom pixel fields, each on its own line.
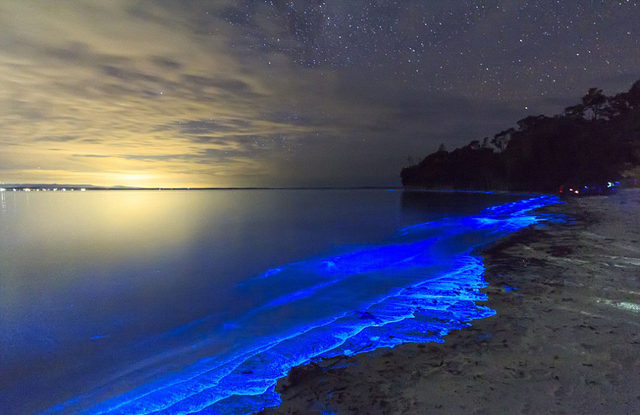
left=262, top=189, right=640, bottom=415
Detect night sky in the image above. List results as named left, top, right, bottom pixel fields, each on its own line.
left=1, top=1, right=639, bottom=187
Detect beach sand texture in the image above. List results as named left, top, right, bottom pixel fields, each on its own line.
left=263, top=189, right=640, bottom=415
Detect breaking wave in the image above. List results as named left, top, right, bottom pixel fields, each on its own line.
left=45, top=195, right=561, bottom=415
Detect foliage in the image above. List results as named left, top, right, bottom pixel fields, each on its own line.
left=401, top=79, right=640, bottom=192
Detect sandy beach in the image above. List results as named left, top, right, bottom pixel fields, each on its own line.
left=262, top=189, right=640, bottom=415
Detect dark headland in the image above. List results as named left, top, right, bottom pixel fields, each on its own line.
left=401, top=79, right=640, bottom=192
left=260, top=80, right=640, bottom=414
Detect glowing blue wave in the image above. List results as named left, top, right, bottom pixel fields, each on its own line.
left=44, top=195, right=561, bottom=415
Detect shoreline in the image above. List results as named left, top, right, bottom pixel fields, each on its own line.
left=261, top=189, right=640, bottom=414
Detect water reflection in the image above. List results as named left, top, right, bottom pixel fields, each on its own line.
left=0, top=190, right=528, bottom=414
left=1, top=191, right=221, bottom=270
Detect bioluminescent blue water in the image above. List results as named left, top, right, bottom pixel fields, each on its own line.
left=0, top=190, right=560, bottom=414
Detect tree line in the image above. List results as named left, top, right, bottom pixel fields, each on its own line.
left=401, top=79, right=640, bottom=192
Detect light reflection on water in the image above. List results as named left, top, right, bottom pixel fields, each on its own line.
left=0, top=190, right=542, bottom=414
left=1, top=191, right=225, bottom=271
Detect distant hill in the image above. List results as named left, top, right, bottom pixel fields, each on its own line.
left=401, top=79, right=640, bottom=192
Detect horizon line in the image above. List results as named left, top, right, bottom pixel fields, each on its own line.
left=0, top=184, right=403, bottom=191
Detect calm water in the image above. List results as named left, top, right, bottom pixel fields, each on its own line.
left=0, top=189, right=557, bottom=414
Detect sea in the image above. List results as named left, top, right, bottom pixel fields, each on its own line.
left=0, top=189, right=560, bottom=414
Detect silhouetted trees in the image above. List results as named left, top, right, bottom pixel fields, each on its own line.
left=401, top=79, right=640, bottom=192
left=581, top=87, right=609, bottom=120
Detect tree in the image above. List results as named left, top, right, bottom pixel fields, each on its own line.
left=581, top=87, right=609, bottom=120
left=437, top=143, right=447, bottom=152
left=491, top=128, right=515, bottom=152
left=517, top=115, right=548, bottom=131
left=564, top=103, right=585, bottom=118
left=608, top=93, right=631, bottom=117
left=627, top=80, right=640, bottom=108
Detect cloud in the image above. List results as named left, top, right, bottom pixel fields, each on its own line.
left=2, top=0, right=639, bottom=187
left=34, top=136, right=80, bottom=143
left=0, top=1, right=283, bottom=185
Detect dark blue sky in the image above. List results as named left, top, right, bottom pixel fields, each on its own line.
left=1, top=0, right=639, bottom=187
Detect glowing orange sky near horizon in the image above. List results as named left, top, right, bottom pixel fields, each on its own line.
left=0, top=1, right=336, bottom=187
left=2, top=0, right=639, bottom=187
